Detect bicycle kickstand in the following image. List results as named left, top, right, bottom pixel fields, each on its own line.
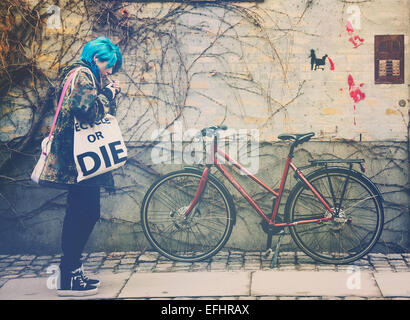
left=270, top=230, right=285, bottom=268
left=263, top=233, right=273, bottom=259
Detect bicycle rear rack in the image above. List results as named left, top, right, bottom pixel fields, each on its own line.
left=309, top=159, right=366, bottom=173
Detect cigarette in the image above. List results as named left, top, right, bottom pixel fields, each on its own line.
left=106, top=75, right=121, bottom=93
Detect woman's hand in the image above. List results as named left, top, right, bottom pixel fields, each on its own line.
left=103, top=78, right=121, bottom=101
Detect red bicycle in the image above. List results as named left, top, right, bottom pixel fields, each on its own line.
left=141, top=125, right=384, bottom=265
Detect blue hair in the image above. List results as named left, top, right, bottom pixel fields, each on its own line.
left=80, top=37, right=123, bottom=79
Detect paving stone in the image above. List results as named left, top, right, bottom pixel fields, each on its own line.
left=387, top=254, right=404, bottom=260
left=171, top=264, right=193, bottom=272
left=0, top=262, right=11, bottom=268
left=31, top=259, right=50, bottom=266
left=209, top=262, right=227, bottom=271
left=116, top=264, right=134, bottom=271
left=5, top=266, right=26, bottom=272
left=317, top=265, right=337, bottom=271
left=2, top=275, right=21, bottom=280
left=20, top=273, right=38, bottom=278
left=0, top=279, right=8, bottom=288
left=83, top=261, right=102, bottom=269
left=258, top=296, right=279, bottom=300
left=321, top=296, right=343, bottom=300
left=297, top=264, right=317, bottom=271
left=373, top=272, right=410, bottom=297
left=278, top=296, right=297, bottom=300
left=120, top=258, right=137, bottom=264
left=244, top=262, right=261, bottom=270
left=191, top=262, right=209, bottom=272
left=252, top=271, right=381, bottom=297
left=7, top=255, right=21, bottom=259
left=368, top=253, right=387, bottom=259
left=19, top=255, right=36, bottom=261
left=278, top=265, right=298, bottom=271
left=85, top=256, right=105, bottom=262
left=137, top=252, right=159, bottom=262
left=101, top=260, right=120, bottom=268
left=35, top=256, right=53, bottom=260
left=244, top=257, right=260, bottom=263
left=12, top=260, right=34, bottom=267
left=88, top=252, right=107, bottom=257
left=229, top=250, right=244, bottom=256
left=212, top=251, right=229, bottom=259
left=0, top=271, right=131, bottom=300
left=227, top=264, right=244, bottom=271
left=106, top=252, right=126, bottom=259
left=134, top=262, right=156, bottom=272
left=154, top=263, right=175, bottom=272
left=217, top=296, right=239, bottom=300
left=374, top=266, right=395, bottom=272
left=119, top=271, right=251, bottom=298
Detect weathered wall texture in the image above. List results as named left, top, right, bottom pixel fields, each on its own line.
left=0, top=0, right=409, bottom=254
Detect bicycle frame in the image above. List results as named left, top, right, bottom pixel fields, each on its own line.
left=184, top=136, right=335, bottom=227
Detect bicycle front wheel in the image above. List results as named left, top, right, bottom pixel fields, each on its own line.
left=285, top=167, right=384, bottom=264
left=141, top=170, right=234, bottom=262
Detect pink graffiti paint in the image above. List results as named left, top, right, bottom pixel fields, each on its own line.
left=327, top=57, right=335, bottom=70
left=346, top=20, right=355, bottom=33
left=348, top=74, right=354, bottom=90
left=348, top=75, right=366, bottom=125
left=349, top=36, right=364, bottom=49
left=346, top=20, right=364, bottom=49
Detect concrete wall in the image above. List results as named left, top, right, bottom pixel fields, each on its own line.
left=0, top=0, right=409, bottom=254
left=0, top=140, right=408, bottom=253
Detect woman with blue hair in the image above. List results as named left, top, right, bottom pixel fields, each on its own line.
left=40, top=37, right=123, bottom=296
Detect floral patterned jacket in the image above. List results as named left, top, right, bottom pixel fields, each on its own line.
left=39, top=61, right=116, bottom=189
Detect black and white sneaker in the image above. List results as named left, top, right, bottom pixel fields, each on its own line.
left=57, top=267, right=98, bottom=297
left=80, top=264, right=100, bottom=288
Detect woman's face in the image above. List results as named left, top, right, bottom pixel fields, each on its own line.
left=94, top=57, right=113, bottom=77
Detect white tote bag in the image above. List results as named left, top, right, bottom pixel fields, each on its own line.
left=73, top=114, right=127, bottom=182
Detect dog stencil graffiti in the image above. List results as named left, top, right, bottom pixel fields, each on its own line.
left=308, top=49, right=334, bottom=71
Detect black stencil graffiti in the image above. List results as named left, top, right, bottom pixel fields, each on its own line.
left=309, top=49, right=328, bottom=71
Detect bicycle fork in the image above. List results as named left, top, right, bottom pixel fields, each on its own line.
left=183, top=167, right=210, bottom=219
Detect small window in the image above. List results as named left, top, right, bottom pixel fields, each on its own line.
left=379, top=41, right=389, bottom=52
left=375, top=35, right=404, bottom=84
left=392, top=41, right=400, bottom=51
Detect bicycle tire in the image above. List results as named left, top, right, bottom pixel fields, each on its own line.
left=285, top=167, right=384, bottom=264
left=141, top=169, right=235, bottom=262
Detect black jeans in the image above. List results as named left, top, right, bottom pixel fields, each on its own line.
left=60, top=183, right=100, bottom=274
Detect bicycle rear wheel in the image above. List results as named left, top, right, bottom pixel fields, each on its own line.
left=141, top=169, right=234, bottom=262
left=285, top=167, right=384, bottom=264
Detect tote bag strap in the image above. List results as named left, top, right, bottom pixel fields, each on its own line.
left=47, top=67, right=83, bottom=140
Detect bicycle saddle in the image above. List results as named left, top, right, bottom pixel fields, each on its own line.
left=278, top=132, right=315, bottom=143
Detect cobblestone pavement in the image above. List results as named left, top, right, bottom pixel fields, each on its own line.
left=1, top=250, right=410, bottom=300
